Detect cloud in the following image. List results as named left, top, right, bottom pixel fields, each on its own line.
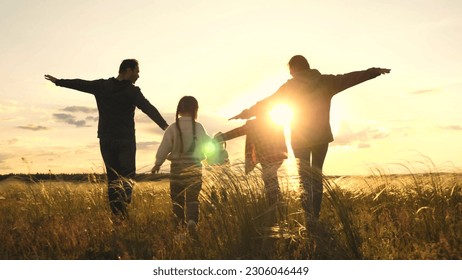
left=137, top=141, right=160, bottom=150
left=0, top=152, right=9, bottom=163
left=439, top=125, right=462, bottom=131
left=50, top=106, right=98, bottom=128
left=53, top=113, right=88, bottom=127
left=3, top=139, right=19, bottom=145
left=0, top=151, right=14, bottom=171
left=333, top=123, right=390, bottom=148
left=0, top=100, right=19, bottom=113
left=85, top=116, right=99, bottom=122
left=17, top=124, right=48, bottom=131
left=62, top=106, right=97, bottom=114
left=136, top=112, right=175, bottom=124
left=409, top=88, right=438, bottom=95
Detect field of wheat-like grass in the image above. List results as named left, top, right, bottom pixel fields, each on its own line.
left=0, top=163, right=460, bottom=260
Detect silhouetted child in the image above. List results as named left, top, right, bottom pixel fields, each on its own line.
left=215, top=115, right=287, bottom=207
left=152, top=96, right=211, bottom=238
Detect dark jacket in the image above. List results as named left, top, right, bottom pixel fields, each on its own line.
left=246, top=68, right=382, bottom=151
left=56, top=77, right=168, bottom=139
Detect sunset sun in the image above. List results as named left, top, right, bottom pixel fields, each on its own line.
left=269, top=103, right=294, bottom=127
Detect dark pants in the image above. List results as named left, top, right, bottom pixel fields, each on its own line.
left=99, top=138, right=136, bottom=218
left=261, top=160, right=284, bottom=226
left=170, top=161, right=202, bottom=225
left=294, top=143, right=329, bottom=220
left=261, top=160, right=284, bottom=206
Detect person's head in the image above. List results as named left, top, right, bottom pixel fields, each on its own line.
left=176, top=96, right=199, bottom=119
left=118, top=59, right=139, bottom=84
left=176, top=96, right=199, bottom=153
left=288, top=55, right=310, bottom=76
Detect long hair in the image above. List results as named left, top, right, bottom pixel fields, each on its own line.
left=175, top=96, right=199, bottom=153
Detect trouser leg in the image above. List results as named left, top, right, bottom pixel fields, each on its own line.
left=170, top=162, right=202, bottom=225
left=295, top=144, right=328, bottom=220
left=117, top=139, right=136, bottom=204
left=100, top=138, right=136, bottom=218
left=185, top=172, right=202, bottom=224
left=261, top=161, right=283, bottom=206
left=310, top=144, right=328, bottom=218
left=170, top=174, right=186, bottom=225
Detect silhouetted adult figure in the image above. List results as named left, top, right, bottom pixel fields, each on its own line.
left=45, top=59, right=168, bottom=219
left=231, top=55, right=390, bottom=224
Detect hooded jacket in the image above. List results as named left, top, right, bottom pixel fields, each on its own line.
left=56, top=77, right=168, bottom=139
left=246, top=68, right=382, bottom=151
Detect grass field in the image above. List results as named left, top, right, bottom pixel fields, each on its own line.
left=0, top=162, right=461, bottom=260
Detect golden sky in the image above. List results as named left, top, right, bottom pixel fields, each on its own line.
left=1, top=0, right=461, bottom=175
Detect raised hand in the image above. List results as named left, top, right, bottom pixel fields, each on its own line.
left=370, top=68, right=391, bottom=75
left=44, top=74, right=58, bottom=83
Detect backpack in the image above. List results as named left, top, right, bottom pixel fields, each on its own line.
left=206, top=139, right=229, bottom=166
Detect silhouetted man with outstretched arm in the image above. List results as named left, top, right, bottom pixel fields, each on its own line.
left=231, top=55, right=390, bottom=225
left=45, top=59, right=168, bottom=219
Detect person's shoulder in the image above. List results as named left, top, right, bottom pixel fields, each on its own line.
left=163, top=123, right=177, bottom=135
left=195, top=121, right=210, bottom=135
left=195, top=121, right=206, bottom=130
left=166, top=122, right=177, bottom=130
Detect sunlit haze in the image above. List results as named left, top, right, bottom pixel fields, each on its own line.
left=1, top=0, right=461, bottom=175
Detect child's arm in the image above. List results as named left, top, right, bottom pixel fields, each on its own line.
left=152, top=125, right=174, bottom=173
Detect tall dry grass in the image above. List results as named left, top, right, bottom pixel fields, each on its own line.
left=0, top=160, right=460, bottom=259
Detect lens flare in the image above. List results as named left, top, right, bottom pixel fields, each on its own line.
left=269, top=104, right=293, bottom=127
left=202, top=141, right=217, bottom=155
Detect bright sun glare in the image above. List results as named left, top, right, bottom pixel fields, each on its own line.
left=269, top=104, right=294, bottom=127
left=269, top=104, right=299, bottom=189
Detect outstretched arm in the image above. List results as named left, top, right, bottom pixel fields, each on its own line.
left=215, top=124, right=247, bottom=141
left=327, top=67, right=391, bottom=94
left=229, top=83, right=288, bottom=120
left=45, top=74, right=103, bottom=94
left=371, top=68, right=391, bottom=75
left=229, top=109, right=252, bottom=120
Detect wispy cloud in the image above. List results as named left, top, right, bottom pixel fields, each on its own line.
left=17, top=124, right=48, bottom=131
left=85, top=116, right=99, bottom=122
left=0, top=100, right=19, bottom=113
left=439, top=125, right=462, bottom=131
left=137, top=141, right=160, bottom=150
left=333, top=123, right=390, bottom=148
left=62, top=106, right=97, bottom=114
left=53, top=113, right=88, bottom=127
left=409, top=88, right=438, bottom=95
left=0, top=151, right=14, bottom=171
left=52, top=106, right=98, bottom=128
left=3, top=138, right=19, bottom=145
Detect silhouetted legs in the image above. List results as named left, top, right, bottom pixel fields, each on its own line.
left=259, top=160, right=284, bottom=258
left=169, top=162, right=202, bottom=226
left=261, top=160, right=283, bottom=206
left=295, top=143, right=329, bottom=222
left=100, top=138, right=136, bottom=219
